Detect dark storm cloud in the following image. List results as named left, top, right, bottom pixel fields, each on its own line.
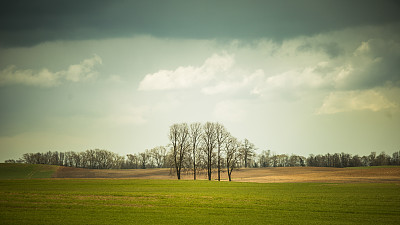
left=340, top=39, right=400, bottom=90
left=1, top=0, right=400, bottom=47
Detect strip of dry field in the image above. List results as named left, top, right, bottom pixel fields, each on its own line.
left=53, top=166, right=400, bottom=183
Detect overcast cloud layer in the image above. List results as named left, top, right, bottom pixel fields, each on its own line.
left=0, top=1, right=399, bottom=161
left=1, top=0, right=400, bottom=47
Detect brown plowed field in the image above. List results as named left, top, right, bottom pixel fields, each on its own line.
left=53, top=166, right=400, bottom=183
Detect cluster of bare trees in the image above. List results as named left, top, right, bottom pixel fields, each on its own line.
left=169, top=122, right=255, bottom=181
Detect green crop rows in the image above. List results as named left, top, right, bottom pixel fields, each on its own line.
left=0, top=178, right=399, bottom=224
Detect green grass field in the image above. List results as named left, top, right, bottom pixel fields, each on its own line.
left=0, top=179, right=399, bottom=225
left=0, top=164, right=399, bottom=224
left=0, top=163, right=58, bottom=179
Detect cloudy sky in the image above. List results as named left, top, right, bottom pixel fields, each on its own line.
left=1, top=0, right=400, bottom=161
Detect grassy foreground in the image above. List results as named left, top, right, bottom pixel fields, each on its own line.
left=0, top=179, right=399, bottom=225
left=0, top=163, right=57, bottom=179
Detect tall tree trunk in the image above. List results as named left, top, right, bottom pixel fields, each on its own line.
left=193, top=146, right=196, bottom=180
left=176, top=165, right=180, bottom=180
left=217, top=147, right=220, bottom=181
left=175, top=156, right=180, bottom=180
left=208, top=154, right=212, bottom=180
left=193, top=159, right=196, bottom=180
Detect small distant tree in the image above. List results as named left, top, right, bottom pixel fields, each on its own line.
left=150, top=146, right=167, bottom=168
left=369, top=152, right=376, bottom=166
left=375, top=152, right=389, bottom=166
left=392, top=151, right=400, bottom=165
left=139, top=151, right=148, bottom=169
left=126, top=154, right=139, bottom=169
left=225, top=135, right=241, bottom=181
left=259, top=150, right=271, bottom=167
left=4, top=159, right=16, bottom=163
left=241, top=139, right=255, bottom=168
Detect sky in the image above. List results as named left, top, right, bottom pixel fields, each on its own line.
left=1, top=0, right=400, bottom=161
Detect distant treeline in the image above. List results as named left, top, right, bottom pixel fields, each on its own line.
left=258, top=150, right=400, bottom=168
left=6, top=149, right=399, bottom=169
left=6, top=148, right=169, bottom=170
left=5, top=122, right=400, bottom=180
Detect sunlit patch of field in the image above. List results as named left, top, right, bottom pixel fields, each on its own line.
left=0, top=179, right=399, bottom=224
left=232, top=167, right=400, bottom=183
left=53, top=165, right=400, bottom=183
left=1, top=164, right=399, bottom=183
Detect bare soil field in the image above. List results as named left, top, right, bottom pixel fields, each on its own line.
left=53, top=166, right=400, bottom=183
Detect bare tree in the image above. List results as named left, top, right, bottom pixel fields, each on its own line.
left=190, top=122, right=202, bottom=180
left=392, top=151, right=400, bottom=165
left=112, top=154, right=125, bottom=169
left=259, top=150, right=271, bottom=167
left=215, top=123, right=229, bottom=181
left=202, top=122, right=217, bottom=180
left=150, top=146, right=167, bottom=168
left=86, top=149, right=97, bottom=169
left=225, top=135, right=240, bottom=181
left=126, top=154, right=139, bottom=169
left=170, top=124, right=179, bottom=176
left=139, top=150, right=149, bottom=169
left=241, top=139, right=255, bottom=168
left=169, top=123, right=190, bottom=180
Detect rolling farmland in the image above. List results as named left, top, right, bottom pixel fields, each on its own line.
left=0, top=164, right=399, bottom=224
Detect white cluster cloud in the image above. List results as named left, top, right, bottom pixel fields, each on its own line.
left=138, top=53, right=234, bottom=91
left=202, top=69, right=265, bottom=95
left=0, top=66, right=59, bottom=87
left=63, top=55, right=102, bottom=82
left=317, top=89, right=397, bottom=114
left=265, top=64, right=330, bottom=90
left=0, top=55, right=102, bottom=87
